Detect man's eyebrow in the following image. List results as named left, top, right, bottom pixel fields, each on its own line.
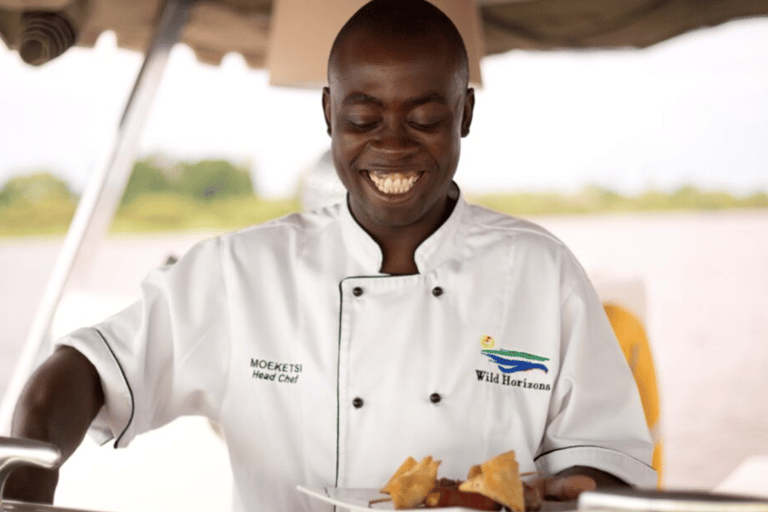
left=341, top=92, right=449, bottom=107
left=342, top=93, right=382, bottom=106
left=408, top=92, right=448, bottom=106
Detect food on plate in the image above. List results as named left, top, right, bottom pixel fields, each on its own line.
left=380, top=456, right=418, bottom=494
left=424, top=478, right=502, bottom=510
left=459, top=451, right=524, bottom=512
left=380, top=450, right=534, bottom=511
left=383, top=456, right=442, bottom=509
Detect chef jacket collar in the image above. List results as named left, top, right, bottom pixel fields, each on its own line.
left=339, top=183, right=466, bottom=275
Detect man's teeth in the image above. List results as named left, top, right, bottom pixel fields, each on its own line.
left=368, top=172, right=419, bottom=194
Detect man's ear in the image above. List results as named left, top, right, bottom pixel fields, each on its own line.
left=461, top=87, right=475, bottom=137
left=322, top=87, right=332, bottom=136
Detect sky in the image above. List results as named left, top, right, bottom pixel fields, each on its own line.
left=1, top=16, right=767, bottom=198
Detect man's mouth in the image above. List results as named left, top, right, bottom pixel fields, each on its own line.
left=367, top=171, right=422, bottom=195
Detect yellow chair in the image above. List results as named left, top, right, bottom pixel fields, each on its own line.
left=603, top=302, right=663, bottom=488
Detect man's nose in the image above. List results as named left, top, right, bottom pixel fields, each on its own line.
left=369, top=120, right=419, bottom=156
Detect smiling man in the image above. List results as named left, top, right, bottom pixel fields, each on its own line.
left=6, top=1, right=656, bottom=511
left=323, top=1, right=474, bottom=275
left=320, top=0, right=654, bottom=495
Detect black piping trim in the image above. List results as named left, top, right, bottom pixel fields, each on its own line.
left=93, top=327, right=135, bottom=449
left=534, top=444, right=655, bottom=471
left=336, top=281, right=343, bottom=487
left=335, top=274, right=399, bottom=487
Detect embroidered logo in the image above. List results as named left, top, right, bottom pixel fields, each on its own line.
left=480, top=335, right=549, bottom=374
left=476, top=336, right=551, bottom=391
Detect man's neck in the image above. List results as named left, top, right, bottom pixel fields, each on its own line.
left=368, top=194, right=458, bottom=275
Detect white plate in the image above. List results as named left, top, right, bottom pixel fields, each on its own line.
left=296, top=485, right=470, bottom=512
left=296, top=485, right=578, bottom=512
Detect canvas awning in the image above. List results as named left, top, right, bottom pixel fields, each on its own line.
left=1, top=0, right=767, bottom=71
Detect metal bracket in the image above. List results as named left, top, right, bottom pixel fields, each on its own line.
left=0, top=437, right=61, bottom=507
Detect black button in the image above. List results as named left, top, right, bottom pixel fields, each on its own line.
left=352, top=397, right=364, bottom=408
left=432, top=287, right=443, bottom=297
left=352, top=287, right=363, bottom=297
left=429, top=393, right=441, bottom=404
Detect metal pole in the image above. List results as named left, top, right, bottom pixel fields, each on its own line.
left=0, top=0, right=197, bottom=433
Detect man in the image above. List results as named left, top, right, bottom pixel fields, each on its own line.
left=5, top=1, right=656, bottom=510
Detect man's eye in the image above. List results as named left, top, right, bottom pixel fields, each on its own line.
left=409, top=119, right=441, bottom=131
left=408, top=105, right=446, bottom=131
left=347, top=118, right=379, bottom=130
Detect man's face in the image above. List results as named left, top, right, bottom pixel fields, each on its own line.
left=323, top=29, right=474, bottom=235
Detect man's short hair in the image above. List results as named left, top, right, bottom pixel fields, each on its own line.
left=328, top=0, right=470, bottom=87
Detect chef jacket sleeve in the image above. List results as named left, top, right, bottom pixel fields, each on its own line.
left=534, top=255, right=657, bottom=488
left=53, top=236, right=230, bottom=448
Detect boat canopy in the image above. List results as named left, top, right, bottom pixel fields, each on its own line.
left=1, top=0, right=767, bottom=70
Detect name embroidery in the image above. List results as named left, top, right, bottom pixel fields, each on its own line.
left=475, top=370, right=551, bottom=391
left=250, top=358, right=302, bottom=384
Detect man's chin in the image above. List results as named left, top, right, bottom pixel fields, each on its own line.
left=349, top=186, right=452, bottom=235
left=366, top=211, right=423, bottom=231
left=351, top=200, right=424, bottom=231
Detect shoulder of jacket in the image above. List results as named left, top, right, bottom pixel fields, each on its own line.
left=219, top=203, right=343, bottom=243
left=464, top=202, right=568, bottom=250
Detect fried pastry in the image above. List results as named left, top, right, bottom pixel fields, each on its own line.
left=459, top=450, right=524, bottom=512
left=383, top=456, right=441, bottom=509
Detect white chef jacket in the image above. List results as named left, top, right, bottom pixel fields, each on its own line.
left=57, top=192, right=656, bottom=512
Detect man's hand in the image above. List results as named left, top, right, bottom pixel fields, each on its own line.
left=3, top=466, right=59, bottom=504
left=526, top=466, right=627, bottom=503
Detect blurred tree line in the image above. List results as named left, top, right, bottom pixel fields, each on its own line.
left=0, top=158, right=299, bottom=236
left=470, top=184, right=768, bottom=217
left=0, top=172, right=79, bottom=235
left=120, top=158, right=255, bottom=206
left=1, top=158, right=767, bottom=237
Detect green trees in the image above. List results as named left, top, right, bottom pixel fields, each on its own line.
left=0, top=160, right=269, bottom=235
left=120, top=159, right=173, bottom=206
left=111, top=157, right=291, bottom=232
left=119, top=158, right=256, bottom=207
left=470, top=185, right=768, bottom=217
left=0, top=172, right=77, bottom=206
left=0, top=172, right=78, bottom=235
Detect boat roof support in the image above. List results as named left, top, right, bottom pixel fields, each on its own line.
left=0, top=0, right=197, bottom=433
